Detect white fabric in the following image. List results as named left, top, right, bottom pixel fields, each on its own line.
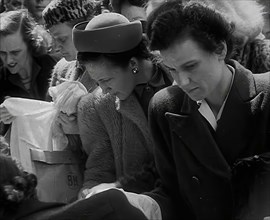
left=198, top=99, right=218, bottom=130
left=2, top=98, right=56, bottom=172
left=49, top=80, right=88, bottom=116
left=117, top=189, right=162, bottom=220
left=1, top=81, right=88, bottom=172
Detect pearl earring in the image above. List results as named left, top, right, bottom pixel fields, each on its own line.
left=132, top=67, right=139, bottom=74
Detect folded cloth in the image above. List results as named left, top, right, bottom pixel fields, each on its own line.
left=49, top=81, right=88, bottom=116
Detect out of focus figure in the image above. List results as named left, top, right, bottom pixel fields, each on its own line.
left=24, top=0, right=52, bottom=25
left=258, top=0, right=270, bottom=39
left=1, top=0, right=24, bottom=11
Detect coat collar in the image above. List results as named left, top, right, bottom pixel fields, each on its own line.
left=116, top=93, right=154, bottom=155
left=165, top=111, right=232, bottom=179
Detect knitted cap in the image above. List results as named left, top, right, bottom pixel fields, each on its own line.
left=73, top=12, right=142, bottom=53
left=42, top=0, right=97, bottom=29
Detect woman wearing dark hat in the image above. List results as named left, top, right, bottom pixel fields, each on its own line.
left=72, top=12, right=172, bottom=198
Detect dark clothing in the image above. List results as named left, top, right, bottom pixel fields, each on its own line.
left=147, top=60, right=270, bottom=220
left=0, top=54, right=56, bottom=136
left=3, top=189, right=147, bottom=220
left=134, top=62, right=172, bottom=117
left=3, top=200, right=64, bottom=220
left=0, top=54, right=56, bottom=104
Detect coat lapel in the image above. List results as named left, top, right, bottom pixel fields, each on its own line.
left=166, top=97, right=231, bottom=180
left=216, top=61, right=264, bottom=164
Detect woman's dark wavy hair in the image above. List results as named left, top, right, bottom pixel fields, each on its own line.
left=0, top=9, right=50, bottom=57
left=77, top=36, right=154, bottom=68
left=146, top=1, right=235, bottom=60
left=0, top=154, right=37, bottom=215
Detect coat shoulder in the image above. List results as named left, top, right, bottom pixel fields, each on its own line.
left=253, top=71, right=270, bottom=93
left=78, top=88, right=116, bottom=118
left=150, top=85, right=185, bottom=115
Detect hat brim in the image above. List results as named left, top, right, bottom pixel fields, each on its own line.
left=72, top=20, right=143, bottom=53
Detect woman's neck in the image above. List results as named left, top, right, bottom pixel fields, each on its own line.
left=206, top=64, right=233, bottom=117
left=19, top=56, right=33, bottom=80
left=134, top=59, right=154, bottom=85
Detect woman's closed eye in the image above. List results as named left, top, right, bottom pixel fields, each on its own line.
left=99, top=78, right=111, bottom=84
left=11, top=50, right=21, bottom=56
left=55, top=36, right=67, bottom=44
left=183, top=62, right=198, bottom=71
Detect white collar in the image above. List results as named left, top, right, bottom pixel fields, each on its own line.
left=197, top=65, right=235, bottom=130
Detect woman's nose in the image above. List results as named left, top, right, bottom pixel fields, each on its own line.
left=6, top=54, right=15, bottom=65
left=173, top=71, right=190, bottom=88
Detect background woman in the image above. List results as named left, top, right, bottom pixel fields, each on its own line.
left=0, top=9, right=56, bottom=135
left=42, top=0, right=99, bottom=144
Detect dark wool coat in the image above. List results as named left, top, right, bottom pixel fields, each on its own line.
left=147, top=60, right=270, bottom=220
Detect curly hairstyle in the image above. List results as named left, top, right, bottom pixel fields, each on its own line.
left=0, top=9, right=51, bottom=57
left=147, top=1, right=235, bottom=60
left=0, top=155, right=37, bottom=216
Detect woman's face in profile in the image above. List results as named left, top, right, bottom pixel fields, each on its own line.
left=160, top=38, right=225, bottom=101
left=0, top=30, right=31, bottom=75
left=49, top=23, right=77, bottom=61
left=84, top=57, right=136, bottom=100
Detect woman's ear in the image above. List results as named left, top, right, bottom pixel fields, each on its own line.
left=216, top=41, right=227, bottom=61
left=129, top=58, right=139, bottom=75
left=129, top=57, right=138, bottom=68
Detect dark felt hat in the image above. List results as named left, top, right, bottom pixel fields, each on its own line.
left=72, top=12, right=142, bottom=53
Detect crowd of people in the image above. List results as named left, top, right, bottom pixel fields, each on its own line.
left=0, top=0, right=270, bottom=219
